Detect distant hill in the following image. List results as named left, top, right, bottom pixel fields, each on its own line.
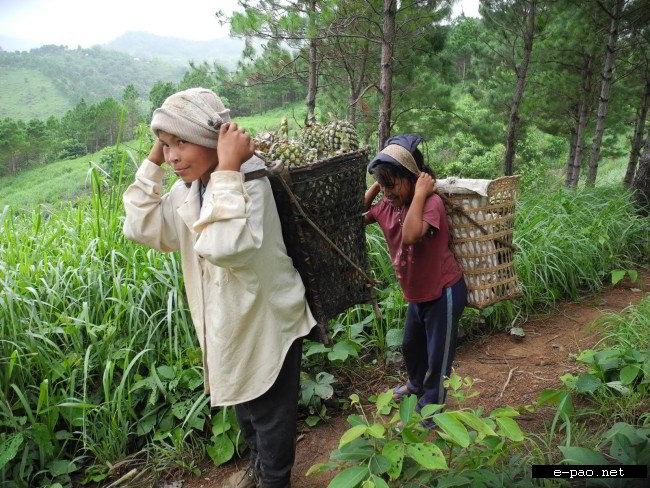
left=105, top=31, right=246, bottom=69
left=0, top=44, right=185, bottom=120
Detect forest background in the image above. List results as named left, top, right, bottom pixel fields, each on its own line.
left=1, top=0, right=650, bottom=487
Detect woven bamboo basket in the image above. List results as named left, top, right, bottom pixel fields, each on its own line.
left=251, top=150, right=374, bottom=343
left=437, top=176, right=523, bottom=308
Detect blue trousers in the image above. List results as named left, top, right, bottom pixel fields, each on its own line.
left=402, top=278, right=467, bottom=411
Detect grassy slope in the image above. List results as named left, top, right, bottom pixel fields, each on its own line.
left=234, top=103, right=307, bottom=137
left=0, top=103, right=306, bottom=210
left=0, top=67, right=72, bottom=120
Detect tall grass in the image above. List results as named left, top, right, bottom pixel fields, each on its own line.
left=0, top=165, right=207, bottom=486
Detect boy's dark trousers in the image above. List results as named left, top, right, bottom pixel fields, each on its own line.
left=234, top=337, right=303, bottom=488
left=402, top=278, right=467, bottom=411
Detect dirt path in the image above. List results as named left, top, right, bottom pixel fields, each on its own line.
left=182, top=273, right=649, bottom=488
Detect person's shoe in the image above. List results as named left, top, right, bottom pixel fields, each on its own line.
left=392, top=381, right=421, bottom=401
left=222, top=467, right=258, bottom=488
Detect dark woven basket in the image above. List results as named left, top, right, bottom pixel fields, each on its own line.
left=267, top=150, right=373, bottom=342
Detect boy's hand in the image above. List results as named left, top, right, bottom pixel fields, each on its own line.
left=414, top=173, right=435, bottom=198
left=148, top=138, right=165, bottom=166
left=217, top=122, right=256, bottom=172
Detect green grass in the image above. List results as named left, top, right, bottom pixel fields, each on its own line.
left=234, top=102, right=308, bottom=137
left=0, top=67, right=73, bottom=120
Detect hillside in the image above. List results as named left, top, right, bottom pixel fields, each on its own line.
left=0, top=67, right=72, bottom=119
left=105, top=31, right=246, bottom=69
left=0, top=44, right=185, bottom=120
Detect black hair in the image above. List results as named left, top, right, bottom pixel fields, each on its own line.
left=372, top=148, right=436, bottom=189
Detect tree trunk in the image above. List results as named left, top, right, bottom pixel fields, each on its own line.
left=565, top=127, right=577, bottom=187
left=379, top=0, right=397, bottom=150
left=503, top=0, right=537, bottom=176
left=306, top=37, right=318, bottom=119
left=569, top=55, right=594, bottom=188
left=306, top=0, right=318, bottom=119
left=586, top=0, right=624, bottom=186
left=347, top=39, right=370, bottom=127
left=632, top=132, right=650, bottom=213
left=623, top=80, right=650, bottom=186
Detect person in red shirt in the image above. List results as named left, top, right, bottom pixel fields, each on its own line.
left=364, top=134, right=467, bottom=417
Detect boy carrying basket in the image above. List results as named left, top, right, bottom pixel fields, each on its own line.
left=123, top=87, right=316, bottom=488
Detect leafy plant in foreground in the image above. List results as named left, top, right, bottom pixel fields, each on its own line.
left=307, top=373, right=529, bottom=487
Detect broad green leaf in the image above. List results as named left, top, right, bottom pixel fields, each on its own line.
left=382, top=441, right=404, bottom=480
left=606, top=381, right=631, bottom=395
left=367, top=423, right=385, bottom=438
left=433, top=412, right=470, bottom=447
left=157, top=365, right=175, bottom=379
left=376, top=391, right=393, bottom=411
left=361, top=481, right=374, bottom=488
left=495, top=417, right=524, bottom=442
left=575, top=373, right=602, bottom=393
left=314, top=383, right=334, bottom=400
left=328, top=341, right=358, bottom=361
left=559, top=373, right=578, bottom=390
left=305, top=416, right=320, bottom=427
left=603, top=422, right=645, bottom=445
left=399, top=394, right=418, bottom=426
left=489, top=407, right=519, bottom=418
left=327, top=466, right=369, bottom=488
left=0, top=434, right=23, bottom=470
left=207, top=435, right=235, bottom=466
left=305, top=343, right=330, bottom=356
left=369, top=454, right=392, bottom=475
left=420, top=403, right=444, bottom=418
left=559, top=446, right=608, bottom=466
left=306, top=463, right=325, bottom=477
left=347, top=414, right=368, bottom=427
left=48, top=459, right=78, bottom=476
left=436, top=474, right=472, bottom=488
left=576, top=349, right=597, bottom=364
left=350, top=394, right=360, bottom=403
left=627, top=270, right=638, bottom=283
left=331, top=438, right=374, bottom=462
left=369, top=475, right=390, bottom=488
left=211, top=416, right=231, bottom=436
left=453, top=411, right=496, bottom=436
left=339, top=425, right=368, bottom=448
left=619, top=365, right=640, bottom=385
left=609, top=433, right=636, bottom=464
left=405, top=443, right=448, bottom=470
left=136, top=414, right=156, bottom=435
left=385, top=328, right=404, bottom=348
left=611, top=269, right=626, bottom=285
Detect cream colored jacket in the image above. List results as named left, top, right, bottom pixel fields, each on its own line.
left=123, top=157, right=315, bottom=406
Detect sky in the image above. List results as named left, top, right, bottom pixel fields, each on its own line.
left=0, top=0, right=480, bottom=50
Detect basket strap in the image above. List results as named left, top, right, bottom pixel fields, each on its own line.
left=274, top=175, right=380, bottom=287
left=437, top=192, right=519, bottom=252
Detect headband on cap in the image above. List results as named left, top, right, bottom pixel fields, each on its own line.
left=367, top=134, right=423, bottom=175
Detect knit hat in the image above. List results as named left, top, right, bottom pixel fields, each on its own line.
left=150, top=87, right=231, bottom=148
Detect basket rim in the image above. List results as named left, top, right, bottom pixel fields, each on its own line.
left=287, top=148, right=370, bottom=174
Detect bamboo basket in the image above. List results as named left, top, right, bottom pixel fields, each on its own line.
left=246, top=150, right=375, bottom=343
left=437, top=176, right=523, bottom=308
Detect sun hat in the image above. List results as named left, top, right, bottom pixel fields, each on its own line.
left=150, top=87, right=231, bottom=148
